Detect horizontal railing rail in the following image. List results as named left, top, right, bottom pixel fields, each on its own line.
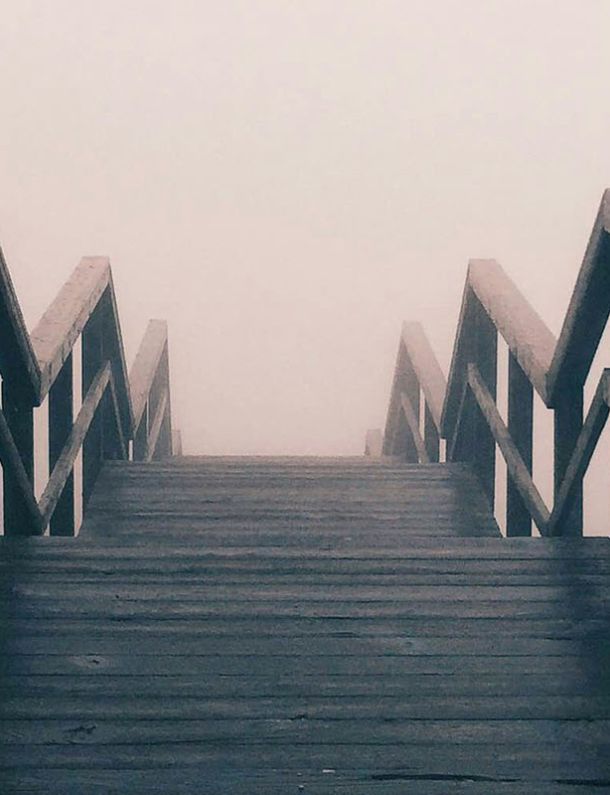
left=372, top=190, right=610, bottom=538
left=0, top=252, right=178, bottom=536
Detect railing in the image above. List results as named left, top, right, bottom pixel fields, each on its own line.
left=369, top=190, right=610, bottom=538
left=376, top=321, right=446, bottom=463
left=0, top=252, right=177, bottom=536
left=130, top=320, right=173, bottom=462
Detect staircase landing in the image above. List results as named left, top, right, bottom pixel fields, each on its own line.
left=1, top=458, right=610, bottom=792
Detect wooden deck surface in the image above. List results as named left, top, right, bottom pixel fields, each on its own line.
left=1, top=458, right=610, bottom=793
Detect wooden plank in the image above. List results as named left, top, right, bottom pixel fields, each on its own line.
left=3, top=717, right=610, bottom=748
left=5, top=569, right=610, bottom=586
left=2, top=651, right=603, bottom=677
left=3, top=630, right=610, bottom=656
left=6, top=597, right=609, bottom=621
left=0, top=741, right=607, bottom=781
left=5, top=615, right=610, bottom=639
left=4, top=532, right=607, bottom=557
left=4, top=701, right=610, bottom=729
left=2, top=671, right=607, bottom=698
left=467, top=364, right=550, bottom=534
left=11, top=577, right=610, bottom=600
left=4, top=771, right=610, bottom=795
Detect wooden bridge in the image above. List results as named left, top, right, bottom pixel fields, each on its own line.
left=1, top=194, right=610, bottom=792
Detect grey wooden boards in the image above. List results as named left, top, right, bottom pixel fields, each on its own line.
left=1, top=457, right=609, bottom=792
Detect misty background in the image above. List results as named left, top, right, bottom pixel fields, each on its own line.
left=1, top=1, right=610, bottom=533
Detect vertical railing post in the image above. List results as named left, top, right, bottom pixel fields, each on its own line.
left=448, top=294, right=477, bottom=467
left=1, top=381, right=35, bottom=535
left=82, top=300, right=105, bottom=509
left=402, top=353, right=420, bottom=463
left=507, top=352, right=533, bottom=536
left=472, top=296, right=497, bottom=508
left=153, top=344, right=173, bottom=460
left=423, top=403, right=440, bottom=462
left=49, top=352, right=75, bottom=536
left=553, top=383, right=583, bottom=536
left=383, top=342, right=419, bottom=461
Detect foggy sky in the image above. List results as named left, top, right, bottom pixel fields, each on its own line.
left=2, top=2, right=610, bottom=529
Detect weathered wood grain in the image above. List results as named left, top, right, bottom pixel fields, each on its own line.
left=30, top=258, right=111, bottom=399
left=0, top=457, right=609, bottom=792
left=3, top=774, right=609, bottom=795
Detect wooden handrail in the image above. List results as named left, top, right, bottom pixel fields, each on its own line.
left=547, top=191, right=610, bottom=401
left=443, top=259, right=556, bottom=427
left=401, top=322, right=446, bottom=429
left=0, top=248, right=41, bottom=401
left=130, top=320, right=173, bottom=461
left=381, top=321, right=447, bottom=463
left=374, top=190, right=610, bottom=538
left=0, top=252, right=178, bottom=536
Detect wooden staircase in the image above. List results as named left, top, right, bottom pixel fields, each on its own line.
left=3, top=194, right=610, bottom=792
left=2, top=457, right=610, bottom=792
